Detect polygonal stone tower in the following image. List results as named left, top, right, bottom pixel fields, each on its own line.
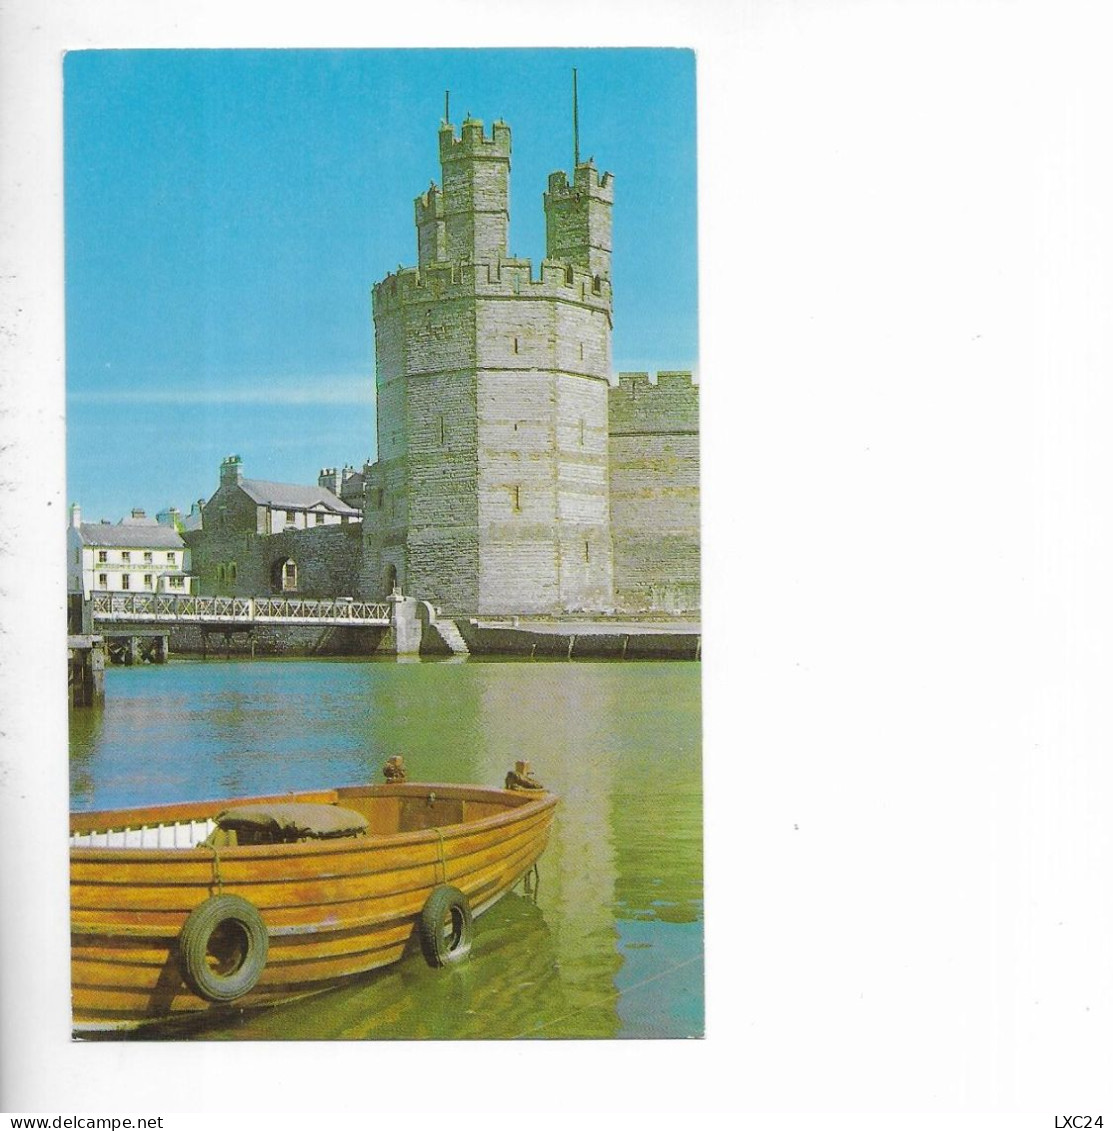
left=364, top=115, right=616, bottom=615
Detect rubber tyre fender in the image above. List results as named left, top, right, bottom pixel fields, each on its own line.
left=178, top=894, right=269, bottom=1003
left=419, top=884, right=474, bottom=967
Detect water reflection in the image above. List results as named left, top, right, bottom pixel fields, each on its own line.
left=71, top=657, right=702, bottom=1039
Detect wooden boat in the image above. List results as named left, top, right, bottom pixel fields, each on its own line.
left=70, top=761, right=557, bottom=1031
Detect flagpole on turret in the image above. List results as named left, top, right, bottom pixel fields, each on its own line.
left=572, top=68, right=580, bottom=169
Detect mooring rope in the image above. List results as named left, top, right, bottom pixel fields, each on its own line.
left=433, top=826, right=447, bottom=886
left=200, top=842, right=224, bottom=894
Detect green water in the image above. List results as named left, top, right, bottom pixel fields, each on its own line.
left=70, top=656, right=703, bottom=1040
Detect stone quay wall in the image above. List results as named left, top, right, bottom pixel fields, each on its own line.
left=169, top=623, right=389, bottom=657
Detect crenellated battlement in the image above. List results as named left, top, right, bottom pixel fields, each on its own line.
left=414, top=182, right=444, bottom=224
left=373, top=257, right=613, bottom=315
left=544, top=159, right=613, bottom=278
left=609, top=372, right=700, bottom=434
left=614, top=371, right=698, bottom=390
left=438, top=117, right=512, bottom=162
left=546, top=162, right=614, bottom=203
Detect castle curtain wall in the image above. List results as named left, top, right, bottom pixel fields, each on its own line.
left=608, top=373, right=701, bottom=614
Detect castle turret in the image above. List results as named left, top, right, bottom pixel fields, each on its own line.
left=367, top=112, right=614, bottom=615
left=438, top=117, right=511, bottom=263
left=544, top=162, right=614, bottom=280
left=415, top=182, right=446, bottom=267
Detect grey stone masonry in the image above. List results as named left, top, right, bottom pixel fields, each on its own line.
left=544, top=164, right=614, bottom=281
left=366, top=117, right=617, bottom=616
left=188, top=522, right=363, bottom=598
left=608, top=372, right=701, bottom=614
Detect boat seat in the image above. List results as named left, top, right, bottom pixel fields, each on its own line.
left=203, top=802, right=369, bottom=846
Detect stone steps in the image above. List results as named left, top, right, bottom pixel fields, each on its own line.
left=430, top=617, right=470, bottom=655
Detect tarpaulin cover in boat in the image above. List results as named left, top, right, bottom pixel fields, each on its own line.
left=213, top=802, right=369, bottom=841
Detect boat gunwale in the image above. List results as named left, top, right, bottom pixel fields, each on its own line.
left=70, top=782, right=557, bottom=863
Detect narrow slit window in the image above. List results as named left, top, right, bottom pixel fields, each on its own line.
left=584, top=540, right=590, bottom=562
left=512, top=485, right=521, bottom=513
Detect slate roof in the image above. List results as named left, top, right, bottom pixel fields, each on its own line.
left=237, top=478, right=361, bottom=516
left=79, top=523, right=185, bottom=549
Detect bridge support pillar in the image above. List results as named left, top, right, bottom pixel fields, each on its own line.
left=388, top=594, right=422, bottom=655
left=68, top=636, right=105, bottom=707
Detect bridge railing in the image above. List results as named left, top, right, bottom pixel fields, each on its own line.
left=252, top=597, right=391, bottom=622
left=90, top=592, right=391, bottom=624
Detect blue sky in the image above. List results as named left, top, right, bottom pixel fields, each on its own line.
left=64, top=48, right=697, bottom=522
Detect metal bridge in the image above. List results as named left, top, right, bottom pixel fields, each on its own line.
left=91, top=592, right=392, bottom=628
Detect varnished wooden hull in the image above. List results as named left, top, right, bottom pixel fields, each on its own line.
left=70, top=782, right=557, bottom=1031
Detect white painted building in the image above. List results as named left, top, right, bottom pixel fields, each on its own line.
left=68, top=506, right=195, bottom=599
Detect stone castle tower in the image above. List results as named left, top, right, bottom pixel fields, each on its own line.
left=364, top=116, right=616, bottom=614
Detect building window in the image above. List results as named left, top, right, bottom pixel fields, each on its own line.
left=143, top=551, right=153, bottom=564
left=75, top=548, right=80, bottom=565
left=585, top=540, right=591, bottom=562
left=167, top=551, right=176, bottom=565
left=229, top=563, right=237, bottom=583
left=437, top=415, right=445, bottom=445
left=143, top=574, right=153, bottom=589
left=512, top=485, right=521, bottom=513
left=592, top=275, right=602, bottom=295
left=169, top=576, right=184, bottom=589
left=315, top=512, right=324, bottom=525
left=121, top=574, right=131, bottom=590
left=121, top=551, right=131, bottom=563
left=565, top=266, right=574, bottom=285
left=513, top=337, right=519, bottom=354
left=97, top=550, right=107, bottom=563
left=218, top=564, right=226, bottom=584
left=579, top=417, right=586, bottom=446
left=98, top=573, right=107, bottom=588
